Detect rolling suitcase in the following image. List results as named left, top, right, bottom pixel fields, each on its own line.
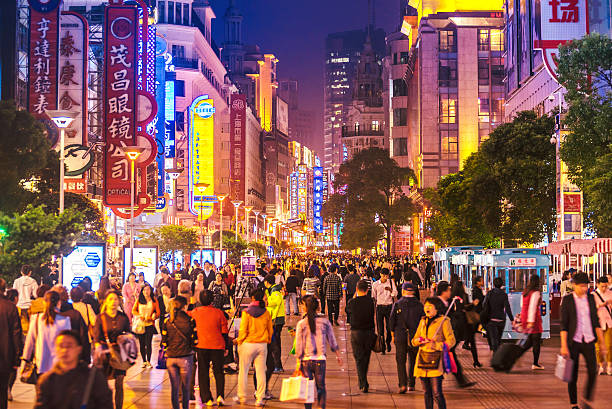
left=491, top=340, right=525, bottom=372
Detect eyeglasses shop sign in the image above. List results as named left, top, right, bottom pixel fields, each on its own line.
left=194, top=102, right=215, bottom=119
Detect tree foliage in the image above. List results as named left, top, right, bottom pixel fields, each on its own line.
left=140, top=225, right=199, bottom=257
left=322, top=147, right=416, bottom=255
left=0, top=205, right=85, bottom=282
left=426, top=111, right=556, bottom=246
left=557, top=33, right=612, bottom=236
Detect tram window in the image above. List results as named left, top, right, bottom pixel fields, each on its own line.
left=509, top=269, right=537, bottom=292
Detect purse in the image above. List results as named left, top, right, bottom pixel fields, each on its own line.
left=21, top=314, right=40, bottom=384
left=416, top=298, right=457, bottom=371
left=465, top=309, right=480, bottom=326
left=555, top=354, right=574, bottom=383
left=370, top=332, right=384, bottom=353
left=131, top=316, right=146, bottom=335
left=102, top=314, right=136, bottom=371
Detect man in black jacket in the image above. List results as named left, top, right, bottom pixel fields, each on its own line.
left=560, top=272, right=605, bottom=409
left=0, top=279, right=22, bottom=409
left=482, top=277, right=514, bottom=352
left=390, top=282, right=424, bottom=393
left=346, top=279, right=375, bottom=393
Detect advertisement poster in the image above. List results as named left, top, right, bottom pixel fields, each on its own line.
left=191, top=249, right=227, bottom=267
left=123, top=246, right=158, bottom=284
left=188, top=95, right=216, bottom=217
left=62, top=243, right=105, bottom=291
left=241, top=255, right=257, bottom=277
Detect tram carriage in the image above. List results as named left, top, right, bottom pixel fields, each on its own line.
left=433, top=246, right=484, bottom=283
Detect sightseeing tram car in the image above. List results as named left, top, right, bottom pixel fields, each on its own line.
left=451, top=248, right=484, bottom=298
left=434, top=246, right=484, bottom=283
left=475, top=248, right=551, bottom=339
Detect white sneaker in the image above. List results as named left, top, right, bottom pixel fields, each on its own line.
left=232, top=396, right=246, bottom=404
left=217, top=396, right=225, bottom=406
left=599, top=365, right=605, bottom=375
left=532, top=364, right=545, bottom=370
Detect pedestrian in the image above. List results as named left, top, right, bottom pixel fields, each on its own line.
left=372, top=268, right=397, bottom=353
left=157, top=282, right=173, bottom=330
left=346, top=279, right=375, bottom=393
left=29, top=284, right=50, bottom=317
left=301, top=270, right=320, bottom=297
left=233, top=289, right=273, bottom=406
left=451, top=281, right=481, bottom=367
left=156, top=267, right=178, bottom=296
left=122, top=272, right=140, bottom=322
left=34, top=329, right=113, bottom=409
left=53, top=286, right=91, bottom=363
left=173, top=263, right=186, bottom=281
left=285, top=269, right=300, bottom=316
left=132, top=283, right=159, bottom=369
left=193, top=273, right=206, bottom=304
left=520, top=274, right=545, bottom=370
left=0, top=279, right=22, bottom=409
left=481, top=277, right=514, bottom=352
left=295, top=295, right=342, bottom=409
left=97, top=276, right=112, bottom=304
left=560, top=272, right=606, bottom=409
left=209, top=272, right=229, bottom=311
left=593, top=276, right=612, bottom=375
left=263, top=274, right=286, bottom=373
left=343, top=264, right=360, bottom=322
left=319, top=265, right=328, bottom=314
left=13, top=264, right=38, bottom=334
left=162, top=296, right=196, bottom=409
left=322, top=264, right=343, bottom=325
left=22, top=290, right=72, bottom=376
left=70, top=286, right=97, bottom=345
left=188, top=289, right=228, bottom=406
left=412, top=297, right=456, bottom=409
left=390, top=282, right=424, bottom=393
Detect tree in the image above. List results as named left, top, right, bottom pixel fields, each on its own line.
left=322, top=147, right=416, bottom=255
left=557, top=33, right=612, bottom=235
left=140, top=225, right=198, bottom=266
left=0, top=205, right=85, bottom=283
left=222, top=235, right=249, bottom=265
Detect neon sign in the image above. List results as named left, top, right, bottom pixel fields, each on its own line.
left=188, top=95, right=216, bottom=218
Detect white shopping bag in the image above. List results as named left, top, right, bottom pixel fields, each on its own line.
left=280, top=376, right=315, bottom=403
left=555, top=354, right=574, bottom=383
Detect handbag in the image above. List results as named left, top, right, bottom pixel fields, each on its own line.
left=280, top=375, right=315, bottom=403
left=102, top=314, right=137, bottom=371
left=417, top=349, right=442, bottom=370
left=20, top=314, right=40, bottom=384
left=156, top=346, right=167, bottom=369
left=479, top=294, right=491, bottom=325
left=555, top=354, right=574, bottom=383
left=131, top=316, right=146, bottom=335
left=465, top=309, right=480, bottom=326
left=370, top=332, right=384, bottom=353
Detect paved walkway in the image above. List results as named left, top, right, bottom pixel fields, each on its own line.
left=9, top=314, right=612, bottom=408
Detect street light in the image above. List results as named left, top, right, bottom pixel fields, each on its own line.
left=231, top=200, right=243, bottom=240
left=261, top=213, right=267, bottom=244
left=45, top=110, right=78, bottom=214
left=119, top=146, right=144, bottom=271
left=194, top=182, right=210, bottom=248
left=166, top=167, right=184, bottom=224
left=244, top=206, right=253, bottom=242
left=217, top=194, right=227, bottom=259
left=253, top=210, right=260, bottom=242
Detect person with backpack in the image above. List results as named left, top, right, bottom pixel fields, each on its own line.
left=162, top=296, right=196, bottom=409
left=93, top=290, right=131, bottom=409
left=390, top=282, right=424, bottom=393
left=34, top=329, right=112, bottom=409
left=481, top=277, right=514, bottom=352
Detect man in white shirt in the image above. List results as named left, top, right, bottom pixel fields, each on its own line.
left=372, top=268, right=397, bottom=354
left=560, top=272, right=606, bottom=409
left=593, top=276, right=612, bottom=375
left=12, top=265, right=38, bottom=330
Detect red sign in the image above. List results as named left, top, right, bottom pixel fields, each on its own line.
left=29, top=7, right=60, bottom=143
left=64, top=177, right=87, bottom=194
left=230, top=94, right=246, bottom=202
left=564, top=193, right=582, bottom=213
left=104, top=5, right=138, bottom=207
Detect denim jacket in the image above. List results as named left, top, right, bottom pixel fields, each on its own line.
left=295, top=315, right=339, bottom=360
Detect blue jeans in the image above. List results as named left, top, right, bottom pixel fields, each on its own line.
left=302, top=360, right=326, bottom=409
left=421, top=376, right=446, bottom=409
left=285, top=293, right=298, bottom=315
left=166, top=355, right=194, bottom=409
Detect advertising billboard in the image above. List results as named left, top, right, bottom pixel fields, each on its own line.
left=230, top=94, right=246, bottom=202
left=188, top=95, right=216, bottom=218
left=313, top=166, right=324, bottom=233
left=241, top=256, right=257, bottom=277
left=123, top=246, right=158, bottom=285
left=62, top=243, right=106, bottom=291
left=191, top=249, right=227, bottom=268
left=290, top=171, right=298, bottom=219
left=276, top=97, right=289, bottom=136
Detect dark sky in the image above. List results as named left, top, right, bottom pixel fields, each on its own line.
left=210, top=0, right=400, bottom=155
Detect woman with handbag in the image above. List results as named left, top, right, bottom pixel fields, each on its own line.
left=412, top=297, right=456, bottom=409
left=93, top=290, right=131, bottom=409
left=520, top=274, right=545, bottom=370
left=451, top=281, right=481, bottom=367
left=21, top=290, right=72, bottom=380
left=132, top=284, right=159, bottom=368
left=122, top=273, right=140, bottom=323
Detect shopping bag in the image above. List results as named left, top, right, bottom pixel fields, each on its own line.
left=131, top=316, right=145, bottom=334
left=280, top=376, right=315, bottom=403
left=555, top=355, right=573, bottom=383
left=156, top=346, right=167, bottom=369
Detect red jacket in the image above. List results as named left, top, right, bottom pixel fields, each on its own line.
left=188, top=306, right=228, bottom=350
left=521, top=290, right=542, bottom=334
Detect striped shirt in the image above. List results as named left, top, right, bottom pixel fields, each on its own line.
left=302, top=278, right=320, bottom=296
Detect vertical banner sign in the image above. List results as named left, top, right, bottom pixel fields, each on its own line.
left=188, top=95, right=216, bottom=218
left=298, top=164, right=308, bottom=219
left=104, top=5, right=138, bottom=207
left=313, top=167, right=324, bottom=233
left=28, top=0, right=61, bottom=145
left=290, top=171, right=298, bottom=219
left=59, top=12, right=88, bottom=194
left=534, top=0, right=589, bottom=80
left=154, top=39, right=167, bottom=210
left=230, top=94, right=246, bottom=202
left=164, top=80, right=176, bottom=157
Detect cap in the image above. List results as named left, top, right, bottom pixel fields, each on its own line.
left=402, top=282, right=416, bottom=291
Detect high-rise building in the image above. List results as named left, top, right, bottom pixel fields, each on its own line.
left=324, top=27, right=385, bottom=173
left=278, top=79, right=316, bottom=149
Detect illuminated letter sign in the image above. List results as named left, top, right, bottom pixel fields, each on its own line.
left=313, top=166, right=324, bottom=233
left=534, top=0, right=588, bottom=80
left=104, top=4, right=138, bottom=207
left=290, top=172, right=299, bottom=219
left=230, top=94, right=246, bottom=202
left=188, top=95, right=215, bottom=218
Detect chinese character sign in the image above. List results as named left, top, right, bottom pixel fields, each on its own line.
left=313, top=167, right=324, bottom=233
left=104, top=5, right=138, bottom=207
left=188, top=95, right=216, bottom=218
left=290, top=172, right=298, bottom=219
left=28, top=0, right=61, bottom=143
left=230, top=94, right=246, bottom=202
left=534, top=0, right=588, bottom=80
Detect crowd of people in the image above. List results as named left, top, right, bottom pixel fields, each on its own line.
left=0, top=255, right=611, bottom=409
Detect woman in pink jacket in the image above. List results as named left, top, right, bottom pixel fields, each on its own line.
left=122, top=272, right=140, bottom=322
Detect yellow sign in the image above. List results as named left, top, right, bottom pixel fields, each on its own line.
left=188, top=95, right=215, bottom=219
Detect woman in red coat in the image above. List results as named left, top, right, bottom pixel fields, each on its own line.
left=521, top=274, right=544, bottom=370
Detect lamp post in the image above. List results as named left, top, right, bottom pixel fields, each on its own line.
left=231, top=200, right=243, bottom=240
left=119, top=146, right=144, bottom=271
left=217, top=194, right=227, bottom=258
left=166, top=167, right=184, bottom=224
left=194, top=182, right=210, bottom=248
left=253, top=210, right=260, bottom=242
left=45, top=110, right=78, bottom=213
left=261, top=213, right=267, bottom=244
left=244, top=206, right=253, bottom=242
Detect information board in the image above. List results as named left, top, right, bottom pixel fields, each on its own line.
left=62, top=243, right=105, bottom=291
left=123, top=246, right=158, bottom=285
left=241, top=255, right=257, bottom=277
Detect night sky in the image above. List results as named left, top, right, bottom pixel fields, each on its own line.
left=210, top=0, right=400, bottom=155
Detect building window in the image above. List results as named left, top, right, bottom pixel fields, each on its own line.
left=171, top=44, right=185, bottom=58
left=168, top=1, right=174, bottom=23
left=490, top=29, right=503, bottom=51
left=478, top=92, right=490, bottom=123
left=478, top=29, right=490, bottom=51
left=158, top=1, right=165, bottom=23
left=372, top=120, right=379, bottom=131
left=491, top=57, right=504, bottom=86
left=399, top=52, right=410, bottom=64
left=393, top=138, right=408, bottom=157
left=393, top=78, right=407, bottom=96
left=440, top=130, right=458, bottom=160
left=478, top=58, right=489, bottom=86
left=439, top=60, right=457, bottom=88
left=176, top=111, right=185, bottom=131
left=175, top=80, right=185, bottom=97
left=439, top=30, right=457, bottom=53
left=183, top=3, right=189, bottom=24
left=393, top=53, right=398, bottom=65
left=393, top=108, right=407, bottom=126
left=175, top=2, right=182, bottom=25
left=439, top=94, right=457, bottom=124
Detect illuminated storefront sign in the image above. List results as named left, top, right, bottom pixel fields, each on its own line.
left=188, top=95, right=216, bottom=217
left=62, top=243, right=105, bottom=290
left=123, top=246, right=158, bottom=284
left=230, top=94, right=246, bottom=202
left=164, top=80, right=175, bottom=157
left=313, top=166, right=324, bottom=233
left=290, top=171, right=298, bottom=219
left=298, top=165, right=308, bottom=218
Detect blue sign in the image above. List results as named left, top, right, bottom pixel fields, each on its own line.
left=194, top=102, right=215, bottom=119
left=84, top=252, right=101, bottom=268
left=164, top=80, right=176, bottom=158
left=62, top=244, right=106, bottom=291
left=313, top=166, right=324, bottom=233
left=155, top=51, right=167, bottom=209
left=267, top=246, right=274, bottom=258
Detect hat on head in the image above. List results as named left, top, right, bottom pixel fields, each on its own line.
left=402, top=282, right=416, bottom=292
